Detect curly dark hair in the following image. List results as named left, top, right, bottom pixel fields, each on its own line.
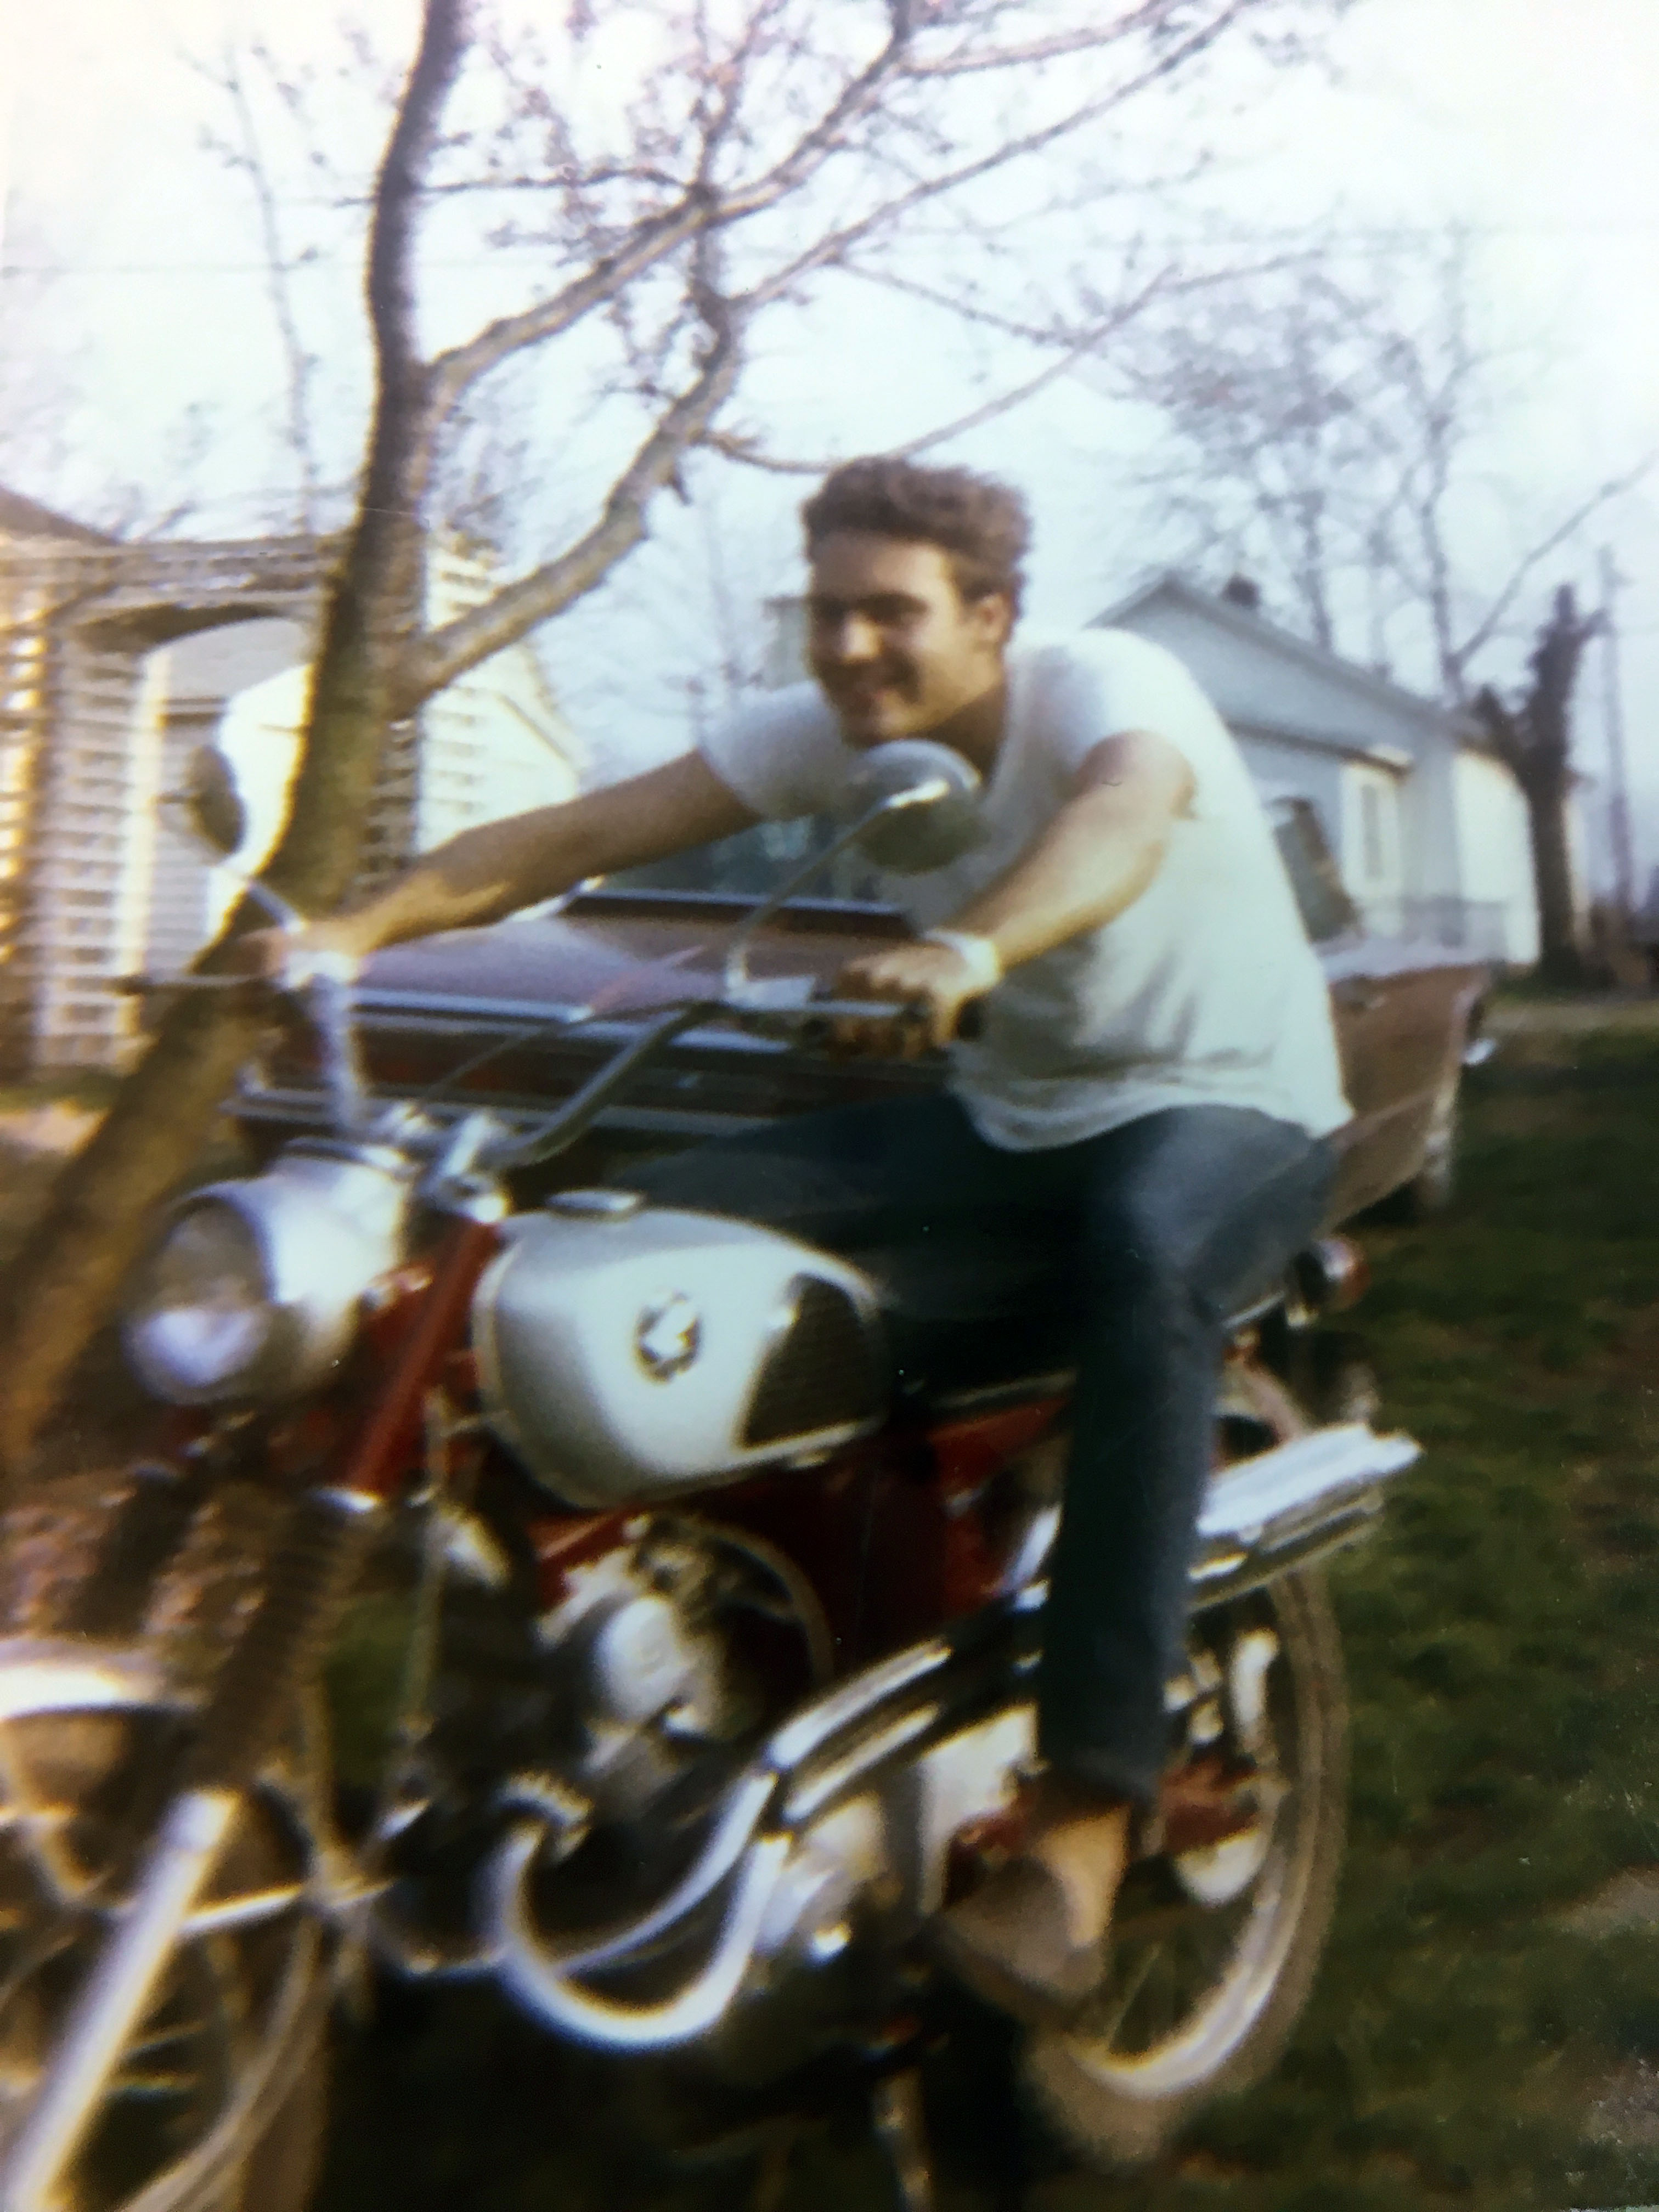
left=801, top=456, right=1030, bottom=617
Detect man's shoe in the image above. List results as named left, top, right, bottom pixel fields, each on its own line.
left=931, top=1857, right=1106, bottom=2026
left=1150, top=1752, right=1263, bottom=1857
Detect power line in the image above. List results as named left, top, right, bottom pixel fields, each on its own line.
left=9, top=218, right=1659, bottom=280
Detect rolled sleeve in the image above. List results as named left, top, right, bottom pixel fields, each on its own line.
left=698, top=685, right=850, bottom=821
left=1030, top=631, right=1233, bottom=819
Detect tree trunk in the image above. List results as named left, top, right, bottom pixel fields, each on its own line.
left=1522, top=774, right=1583, bottom=986
left=0, top=1, right=464, bottom=1488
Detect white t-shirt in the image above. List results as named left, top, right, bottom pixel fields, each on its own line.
left=699, top=629, right=1352, bottom=1151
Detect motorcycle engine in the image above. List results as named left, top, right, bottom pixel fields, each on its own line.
left=380, top=1512, right=832, bottom=1957
left=380, top=1508, right=1036, bottom=2081
left=531, top=1519, right=796, bottom=1833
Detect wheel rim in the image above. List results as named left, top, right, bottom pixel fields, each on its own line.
left=1043, top=1589, right=1328, bottom=2100
left=0, top=1640, right=326, bottom=2212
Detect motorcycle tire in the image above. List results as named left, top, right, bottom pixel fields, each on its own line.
left=1022, top=1566, right=1347, bottom=2171
left=0, top=1476, right=334, bottom=2212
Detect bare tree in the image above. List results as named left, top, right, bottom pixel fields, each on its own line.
left=195, top=42, right=332, bottom=534
left=0, top=200, right=220, bottom=539
left=1110, top=232, right=1653, bottom=704
left=1474, top=585, right=1602, bottom=985
left=0, top=0, right=1348, bottom=1479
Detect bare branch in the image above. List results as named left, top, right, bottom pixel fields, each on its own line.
left=706, top=289, right=1164, bottom=474
left=358, top=0, right=471, bottom=524
left=425, top=3, right=923, bottom=421
left=742, top=60, right=1206, bottom=315
left=200, top=44, right=324, bottom=531
left=1449, top=452, right=1657, bottom=687
left=400, top=295, right=747, bottom=709
left=903, top=1, right=1198, bottom=75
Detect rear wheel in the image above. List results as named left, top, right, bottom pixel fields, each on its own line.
left=1023, top=1569, right=1347, bottom=2170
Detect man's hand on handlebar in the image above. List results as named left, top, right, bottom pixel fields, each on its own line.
left=229, top=921, right=363, bottom=989
left=828, top=941, right=986, bottom=1057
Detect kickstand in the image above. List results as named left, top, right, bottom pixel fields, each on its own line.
left=871, top=2067, right=936, bottom=2212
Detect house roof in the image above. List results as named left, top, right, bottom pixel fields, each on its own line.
left=0, top=486, right=116, bottom=545
left=1226, top=714, right=1414, bottom=774
left=1091, top=569, right=1476, bottom=743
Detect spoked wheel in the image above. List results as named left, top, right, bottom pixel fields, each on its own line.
left=1024, top=1569, right=1347, bottom=2169
left=0, top=1639, right=331, bottom=2212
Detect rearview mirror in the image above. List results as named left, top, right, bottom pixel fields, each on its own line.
left=843, top=740, right=984, bottom=875
left=162, top=743, right=304, bottom=933
left=723, top=740, right=985, bottom=999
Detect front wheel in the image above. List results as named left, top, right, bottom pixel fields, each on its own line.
left=0, top=1640, right=332, bottom=2212
left=1022, top=1568, right=1347, bottom=2170
left=0, top=1472, right=336, bottom=2212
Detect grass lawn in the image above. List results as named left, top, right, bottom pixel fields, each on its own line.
left=1069, top=1020, right=1659, bottom=2212
left=9, top=1025, right=1659, bottom=2210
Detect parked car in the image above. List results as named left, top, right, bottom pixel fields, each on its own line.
left=233, top=797, right=1488, bottom=1227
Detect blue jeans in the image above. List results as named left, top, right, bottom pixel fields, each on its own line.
left=624, top=1094, right=1335, bottom=1807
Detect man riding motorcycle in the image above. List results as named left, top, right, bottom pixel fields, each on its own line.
left=249, top=454, right=1351, bottom=2024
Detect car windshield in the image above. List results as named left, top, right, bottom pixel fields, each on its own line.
left=612, top=790, right=1364, bottom=944
left=608, top=815, right=886, bottom=902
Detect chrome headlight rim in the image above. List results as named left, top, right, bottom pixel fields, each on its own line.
left=123, top=1149, right=411, bottom=1408
left=123, top=1189, right=287, bottom=1407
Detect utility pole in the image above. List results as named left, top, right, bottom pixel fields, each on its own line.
left=1599, top=545, right=1637, bottom=916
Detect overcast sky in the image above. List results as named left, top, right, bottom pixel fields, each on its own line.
left=3, top=0, right=1657, bottom=883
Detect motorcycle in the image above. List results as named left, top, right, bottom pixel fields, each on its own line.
left=0, top=742, right=1417, bottom=2212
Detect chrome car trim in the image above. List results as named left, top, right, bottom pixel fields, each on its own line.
left=350, top=996, right=791, bottom=1058
left=235, top=1081, right=771, bottom=1146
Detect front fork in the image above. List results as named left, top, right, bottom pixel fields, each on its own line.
left=0, top=1211, right=501, bottom=2212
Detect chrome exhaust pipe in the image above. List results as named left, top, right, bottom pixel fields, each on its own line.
left=474, top=1418, right=1417, bottom=2054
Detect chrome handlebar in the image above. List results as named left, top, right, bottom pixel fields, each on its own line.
left=120, top=962, right=972, bottom=1183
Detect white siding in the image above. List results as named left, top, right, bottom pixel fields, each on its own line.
left=208, top=633, right=582, bottom=930
left=1095, top=600, right=1432, bottom=759
left=1104, top=596, right=1464, bottom=906
left=1451, top=751, right=1538, bottom=966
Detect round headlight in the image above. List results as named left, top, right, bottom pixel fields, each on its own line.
left=123, top=1147, right=412, bottom=1407
left=125, top=1201, right=275, bottom=1403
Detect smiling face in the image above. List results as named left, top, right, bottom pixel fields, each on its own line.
left=805, top=531, right=1012, bottom=749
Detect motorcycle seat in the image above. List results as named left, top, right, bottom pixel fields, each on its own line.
left=853, top=1233, right=1074, bottom=1400
left=847, top=1233, right=1292, bottom=1405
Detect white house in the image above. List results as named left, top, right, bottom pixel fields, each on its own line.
left=0, top=490, right=584, bottom=1068
left=1093, top=572, right=1585, bottom=968
left=150, top=547, right=585, bottom=976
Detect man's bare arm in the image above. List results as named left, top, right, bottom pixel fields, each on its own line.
left=950, top=728, right=1194, bottom=963
left=836, top=730, right=1194, bottom=1048
left=275, top=751, right=759, bottom=964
